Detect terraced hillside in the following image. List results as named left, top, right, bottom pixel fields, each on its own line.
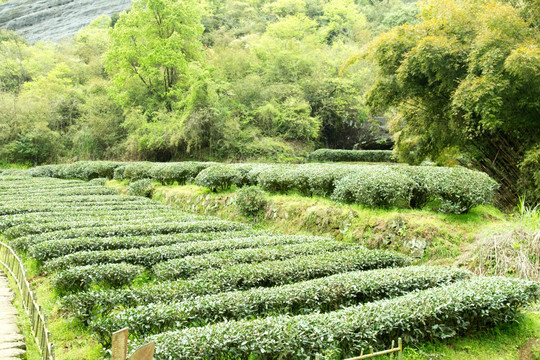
left=0, top=171, right=537, bottom=359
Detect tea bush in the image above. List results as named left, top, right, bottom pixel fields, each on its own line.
left=235, top=186, right=268, bottom=217
left=27, top=161, right=498, bottom=213
left=194, top=165, right=240, bottom=191
left=91, top=266, right=470, bottom=340
left=332, top=167, right=416, bottom=207
left=309, top=149, right=396, bottom=163
left=45, top=236, right=336, bottom=271
left=30, top=230, right=266, bottom=261
left=152, top=239, right=356, bottom=280
left=52, top=263, right=144, bottom=293
left=88, top=178, right=108, bottom=186
left=63, top=248, right=410, bottom=318
left=128, top=179, right=154, bottom=198
left=145, top=277, right=538, bottom=360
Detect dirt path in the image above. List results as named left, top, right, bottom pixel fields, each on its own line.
left=0, top=271, right=26, bottom=359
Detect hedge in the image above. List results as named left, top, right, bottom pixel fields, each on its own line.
left=30, top=230, right=267, bottom=261
left=44, top=235, right=337, bottom=271
left=396, top=166, right=499, bottom=213
left=63, top=248, right=410, bottom=319
left=144, top=277, right=538, bottom=360
left=29, top=161, right=124, bottom=180
left=149, top=162, right=213, bottom=185
left=11, top=220, right=249, bottom=251
left=3, top=214, right=201, bottom=239
left=26, top=161, right=498, bottom=213
left=309, top=149, right=396, bottom=163
left=128, top=179, right=155, bottom=197
left=194, top=165, right=241, bottom=192
left=331, top=167, right=417, bottom=207
left=152, top=240, right=358, bottom=280
left=91, top=266, right=470, bottom=340
left=0, top=202, right=168, bottom=218
left=52, top=263, right=145, bottom=293
left=190, top=248, right=411, bottom=292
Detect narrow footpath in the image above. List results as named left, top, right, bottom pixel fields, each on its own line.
left=0, top=271, right=25, bottom=359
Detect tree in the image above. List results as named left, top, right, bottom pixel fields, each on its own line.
left=364, top=0, right=540, bottom=206
left=105, top=0, right=204, bottom=112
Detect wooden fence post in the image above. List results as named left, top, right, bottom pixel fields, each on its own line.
left=112, top=328, right=129, bottom=360
left=129, top=342, right=155, bottom=360
left=112, top=328, right=155, bottom=360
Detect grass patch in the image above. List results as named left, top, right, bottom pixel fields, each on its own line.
left=152, top=184, right=511, bottom=263
left=1, top=236, right=98, bottom=360
left=401, top=309, right=540, bottom=360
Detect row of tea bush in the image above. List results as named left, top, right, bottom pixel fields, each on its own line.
left=29, top=161, right=498, bottom=213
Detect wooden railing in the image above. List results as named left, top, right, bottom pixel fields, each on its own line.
left=0, top=241, right=55, bottom=360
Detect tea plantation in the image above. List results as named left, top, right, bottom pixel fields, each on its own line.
left=0, top=169, right=537, bottom=359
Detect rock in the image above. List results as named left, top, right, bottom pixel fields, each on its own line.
left=0, top=0, right=131, bottom=43
left=403, top=238, right=427, bottom=258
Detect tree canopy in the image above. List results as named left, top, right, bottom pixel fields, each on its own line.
left=364, top=0, right=540, bottom=205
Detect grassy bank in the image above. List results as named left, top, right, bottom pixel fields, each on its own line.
left=144, top=182, right=509, bottom=264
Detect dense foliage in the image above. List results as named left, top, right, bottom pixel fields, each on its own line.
left=30, top=161, right=498, bottom=213
left=0, top=0, right=420, bottom=165
left=362, top=0, right=540, bottom=205
left=145, top=277, right=538, bottom=359
left=91, top=266, right=470, bottom=340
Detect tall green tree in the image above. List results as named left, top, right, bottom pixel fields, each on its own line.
left=105, top=0, right=204, bottom=112
left=364, top=0, right=540, bottom=205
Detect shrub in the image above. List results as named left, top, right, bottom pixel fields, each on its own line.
left=28, top=165, right=60, bottom=178
left=25, top=161, right=498, bottom=213
left=113, top=164, right=127, bottom=180
left=123, top=162, right=153, bottom=181
left=193, top=248, right=410, bottom=292
left=11, top=220, right=249, bottom=251
left=152, top=239, right=356, bottom=280
left=63, top=248, right=410, bottom=318
left=332, top=167, right=416, bottom=207
left=229, top=164, right=259, bottom=187
left=128, top=179, right=155, bottom=198
left=402, top=166, right=499, bottom=213
left=149, top=162, right=212, bottom=185
left=52, top=263, right=144, bottom=293
left=89, top=178, right=108, bottom=186
left=91, top=266, right=470, bottom=340
left=257, top=165, right=296, bottom=193
left=145, top=277, right=538, bottom=360
left=235, top=186, right=268, bottom=217
left=45, top=235, right=335, bottom=271
left=194, top=165, right=240, bottom=191
left=309, top=149, right=396, bottom=163
left=30, top=230, right=265, bottom=261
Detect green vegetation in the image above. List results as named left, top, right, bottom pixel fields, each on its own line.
left=30, top=161, right=499, bottom=214
left=1, top=0, right=539, bottom=357
left=0, top=0, right=416, bottom=164
left=309, top=149, right=395, bottom=162
left=143, top=277, right=537, bottom=359
left=91, top=265, right=470, bottom=340
left=359, top=0, right=540, bottom=205
left=1, top=172, right=537, bottom=360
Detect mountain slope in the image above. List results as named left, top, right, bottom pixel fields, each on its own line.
left=0, top=0, right=131, bottom=43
